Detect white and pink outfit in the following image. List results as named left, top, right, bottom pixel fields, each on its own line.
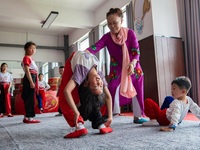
left=0, top=72, right=13, bottom=115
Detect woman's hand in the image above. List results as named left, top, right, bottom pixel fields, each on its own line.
left=127, top=62, right=136, bottom=75
left=127, top=59, right=137, bottom=75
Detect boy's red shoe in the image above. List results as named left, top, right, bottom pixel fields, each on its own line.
left=64, top=128, right=88, bottom=138
left=23, top=118, right=41, bottom=124
left=100, top=127, right=113, bottom=134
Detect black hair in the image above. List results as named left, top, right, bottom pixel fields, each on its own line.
left=106, top=8, right=123, bottom=19
left=59, top=66, right=64, bottom=69
left=38, top=73, right=43, bottom=77
left=1, top=63, right=8, bottom=72
left=24, top=41, right=36, bottom=51
left=78, top=82, right=105, bottom=121
left=171, top=76, right=191, bottom=92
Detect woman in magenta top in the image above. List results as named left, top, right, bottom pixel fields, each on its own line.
left=86, top=8, right=148, bottom=123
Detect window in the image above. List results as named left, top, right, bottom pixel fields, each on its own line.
left=52, top=62, right=58, bottom=69
left=78, top=35, right=89, bottom=51
left=43, top=63, right=49, bottom=82
left=122, top=10, right=127, bottom=27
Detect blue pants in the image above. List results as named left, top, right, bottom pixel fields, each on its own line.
left=36, top=94, right=42, bottom=109
left=160, top=96, right=174, bottom=110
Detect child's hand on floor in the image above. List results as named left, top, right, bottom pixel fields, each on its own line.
left=74, top=111, right=80, bottom=128
left=159, top=127, right=174, bottom=132
left=104, top=118, right=112, bottom=127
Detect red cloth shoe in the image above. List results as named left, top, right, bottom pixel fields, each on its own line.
left=100, top=127, right=113, bottom=134
left=64, top=128, right=88, bottom=138
left=23, top=118, right=41, bottom=124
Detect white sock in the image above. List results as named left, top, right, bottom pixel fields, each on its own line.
left=98, top=124, right=106, bottom=130
left=76, top=123, right=85, bottom=130
left=28, top=117, right=33, bottom=121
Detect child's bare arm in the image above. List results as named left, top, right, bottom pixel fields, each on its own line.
left=104, top=86, right=112, bottom=127
left=64, top=79, right=80, bottom=127
left=24, top=65, right=35, bottom=88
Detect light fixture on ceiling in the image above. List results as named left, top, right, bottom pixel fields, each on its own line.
left=41, top=11, right=59, bottom=29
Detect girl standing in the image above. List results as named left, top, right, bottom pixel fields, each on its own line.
left=21, top=41, right=40, bottom=123
left=0, top=63, right=13, bottom=117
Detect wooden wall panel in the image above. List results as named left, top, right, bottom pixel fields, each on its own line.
left=139, top=36, right=185, bottom=106
left=154, top=36, right=185, bottom=105
left=139, top=36, right=159, bottom=104
left=155, top=36, right=167, bottom=105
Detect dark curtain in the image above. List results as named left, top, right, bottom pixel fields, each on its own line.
left=126, top=1, right=134, bottom=30
left=177, top=0, right=200, bottom=104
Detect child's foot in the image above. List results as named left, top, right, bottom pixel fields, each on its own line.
left=7, top=114, right=13, bottom=117
left=113, top=113, right=124, bottom=116
left=23, top=118, right=41, bottom=124
left=64, top=128, right=88, bottom=138
left=99, top=127, right=113, bottom=134
left=0, top=113, right=4, bottom=118
left=142, top=119, right=159, bottom=126
left=133, top=117, right=149, bottom=124
left=55, top=113, right=62, bottom=116
left=39, top=109, right=43, bottom=114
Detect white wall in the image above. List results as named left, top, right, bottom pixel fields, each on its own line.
left=0, top=46, right=65, bottom=65
left=133, top=0, right=154, bottom=40
left=0, top=31, right=64, bottom=47
left=151, top=0, right=180, bottom=37
left=0, top=31, right=65, bottom=78
left=0, top=31, right=65, bottom=63
left=68, top=0, right=131, bottom=45
left=68, top=29, right=91, bottom=46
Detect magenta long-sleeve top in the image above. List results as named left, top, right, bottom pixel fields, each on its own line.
left=87, top=29, right=144, bottom=114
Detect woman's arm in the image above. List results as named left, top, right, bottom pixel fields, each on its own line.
left=24, top=65, right=35, bottom=88
left=86, top=34, right=108, bottom=54
left=64, top=79, right=80, bottom=127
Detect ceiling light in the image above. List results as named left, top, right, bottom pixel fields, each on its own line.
left=41, top=11, right=59, bottom=29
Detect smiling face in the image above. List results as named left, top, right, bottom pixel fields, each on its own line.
left=107, top=13, right=123, bottom=35
left=87, top=67, right=103, bottom=95
left=171, top=83, right=186, bottom=99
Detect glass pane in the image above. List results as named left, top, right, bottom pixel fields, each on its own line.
left=79, top=37, right=89, bottom=51
left=122, top=11, right=127, bottom=27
